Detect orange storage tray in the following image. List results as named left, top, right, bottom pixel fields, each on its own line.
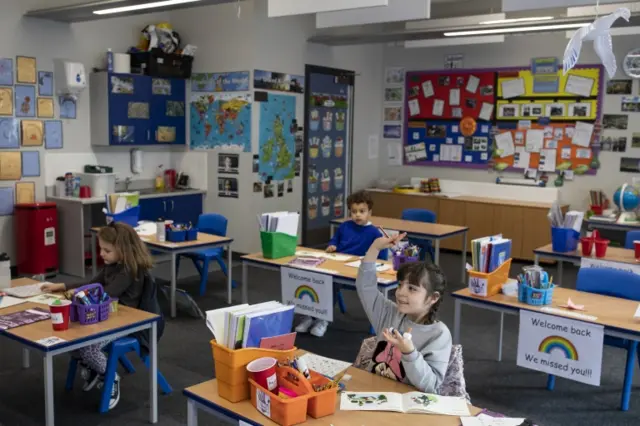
left=468, top=258, right=512, bottom=297
left=210, top=339, right=297, bottom=402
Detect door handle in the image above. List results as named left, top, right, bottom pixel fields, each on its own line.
left=163, top=201, right=167, bottom=212
left=171, top=200, right=175, bottom=212
left=147, top=129, right=151, bottom=141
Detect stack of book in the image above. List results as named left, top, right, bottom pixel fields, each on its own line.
left=471, top=234, right=512, bottom=274
left=105, top=192, right=139, bottom=214
left=206, top=301, right=295, bottom=350
left=257, top=211, right=299, bottom=237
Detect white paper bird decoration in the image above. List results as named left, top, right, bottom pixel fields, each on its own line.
left=563, top=7, right=631, bottom=78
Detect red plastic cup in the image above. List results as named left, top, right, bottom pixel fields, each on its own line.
left=594, top=239, right=610, bottom=258
left=634, top=241, right=640, bottom=260
left=580, top=237, right=594, bottom=256
left=49, top=300, right=72, bottom=331
left=247, top=357, right=278, bottom=391
left=590, top=205, right=603, bottom=215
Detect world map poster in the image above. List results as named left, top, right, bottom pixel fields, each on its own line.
left=259, top=93, right=296, bottom=181
left=190, top=93, right=251, bottom=151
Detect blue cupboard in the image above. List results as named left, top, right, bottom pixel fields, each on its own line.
left=89, top=72, right=186, bottom=146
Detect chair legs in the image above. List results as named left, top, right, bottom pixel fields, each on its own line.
left=65, top=358, right=78, bottom=391
left=142, top=354, right=173, bottom=394
left=546, top=374, right=555, bottom=391
left=335, top=288, right=347, bottom=314
left=99, top=348, right=121, bottom=413
left=621, top=341, right=639, bottom=411
left=119, top=354, right=136, bottom=374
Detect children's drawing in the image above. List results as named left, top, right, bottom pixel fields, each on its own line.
left=346, top=394, right=388, bottom=407
left=411, top=393, right=438, bottom=407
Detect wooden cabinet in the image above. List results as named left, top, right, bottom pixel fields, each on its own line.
left=492, top=206, right=524, bottom=259
left=371, top=192, right=439, bottom=220
left=439, top=199, right=466, bottom=251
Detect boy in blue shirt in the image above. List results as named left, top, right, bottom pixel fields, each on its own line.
left=296, top=190, right=382, bottom=337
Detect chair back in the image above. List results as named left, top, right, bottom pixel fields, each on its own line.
left=625, top=230, right=640, bottom=249
left=140, top=272, right=165, bottom=340
left=577, top=267, right=640, bottom=301
left=401, top=208, right=436, bottom=224
left=197, top=213, right=228, bottom=237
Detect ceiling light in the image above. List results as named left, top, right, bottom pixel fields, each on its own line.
left=480, top=16, right=554, bottom=25
left=444, top=22, right=589, bottom=37
left=93, top=0, right=201, bottom=15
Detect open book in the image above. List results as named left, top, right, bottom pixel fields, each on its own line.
left=340, top=392, right=470, bottom=416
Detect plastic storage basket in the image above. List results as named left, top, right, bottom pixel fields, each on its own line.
left=77, top=172, right=116, bottom=198
left=551, top=227, right=580, bottom=253
left=392, top=254, right=418, bottom=270
left=260, top=231, right=297, bottom=259
left=467, top=259, right=512, bottom=297
left=69, top=283, right=111, bottom=325
left=518, top=282, right=555, bottom=305
left=106, top=206, right=140, bottom=228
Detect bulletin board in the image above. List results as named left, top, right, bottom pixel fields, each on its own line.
left=403, top=64, right=604, bottom=175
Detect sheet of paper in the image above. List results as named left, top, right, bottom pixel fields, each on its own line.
left=36, top=336, right=67, bottom=347
left=404, top=142, right=427, bottom=163
left=561, top=147, right=572, bottom=159
left=513, top=151, right=530, bottom=169
left=572, top=121, right=593, bottom=148
left=494, top=132, right=515, bottom=158
left=539, top=149, right=557, bottom=172
left=525, top=129, right=544, bottom=153
left=387, top=141, right=402, bottom=166
left=501, top=78, right=525, bottom=99
left=576, top=148, right=591, bottom=159
left=432, top=99, right=444, bottom=116
left=345, top=260, right=391, bottom=272
left=294, top=250, right=353, bottom=262
left=634, top=304, right=640, bottom=318
left=461, top=414, right=527, bottom=426
left=26, top=293, right=63, bottom=305
left=368, top=135, right=379, bottom=159
left=479, top=102, right=494, bottom=121
left=565, top=75, right=594, bottom=97
left=408, top=99, right=420, bottom=116
left=422, top=80, right=434, bottom=98
left=0, top=152, right=21, bottom=180
left=449, top=88, right=460, bottom=106
left=298, top=353, right=352, bottom=378
left=0, top=295, right=27, bottom=309
left=466, top=75, right=480, bottom=93
left=16, top=182, right=35, bottom=204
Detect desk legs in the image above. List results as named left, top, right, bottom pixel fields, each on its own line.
left=498, top=313, right=504, bottom=362
left=170, top=252, right=177, bottom=319
left=242, top=261, right=248, bottom=304
left=557, top=260, right=563, bottom=283
left=150, top=321, right=158, bottom=424
left=453, top=298, right=461, bottom=345
left=534, top=254, right=539, bottom=266
left=22, top=348, right=30, bottom=369
left=227, top=244, right=232, bottom=305
left=461, top=231, right=468, bottom=285
left=91, top=232, right=98, bottom=277
left=434, top=240, right=440, bottom=265
left=44, top=353, right=54, bottom=426
left=187, top=399, right=198, bottom=426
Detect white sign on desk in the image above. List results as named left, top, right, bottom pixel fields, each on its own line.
left=517, top=310, right=603, bottom=386
left=281, top=267, right=333, bottom=321
left=580, top=258, right=640, bottom=276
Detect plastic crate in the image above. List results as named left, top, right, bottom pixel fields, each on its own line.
left=105, top=206, right=140, bottom=228
left=468, top=259, right=512, bottom=297
left=69, top=283, right=110, bottom=325
left=551, top=227, right=580, bottom=253
left=518, top=282, right=555, bottom=305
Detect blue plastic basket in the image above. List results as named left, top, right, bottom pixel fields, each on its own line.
left=105, top=206, right=140, bottom=228
left=551, top=227, right=579, bottom=252
left=186, top=228, right=198, bottom=241
left=518, top=282, right=555, bottom=305
left=166, top=229, right=186, bottom=242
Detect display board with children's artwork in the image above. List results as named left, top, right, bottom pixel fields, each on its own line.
left=403, top=63, right=604, bottom=176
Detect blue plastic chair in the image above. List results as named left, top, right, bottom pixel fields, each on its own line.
left=401, top=208, right=436, bottom=261
left=625, top=231, right=640, bottom=249
left=65, top=337, right=172, bottom=413
left=546, top=267, right=640, bottom=411
left=176, top=213, right=237, bottom=296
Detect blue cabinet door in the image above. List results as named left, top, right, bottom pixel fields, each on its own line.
left=108, top=73, right=152, bottom=145
left=150, top=78, right=186, bottom=145
left=167, top=194, right=203, bottom=225
left=138, top=197, right=168, bottom=222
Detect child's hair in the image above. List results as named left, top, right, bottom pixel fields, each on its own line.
left=98, top=223, right=153, bottom=279
left=347, top=190, right=374, bottom=210
left=396, top=261, right=447, bottom=324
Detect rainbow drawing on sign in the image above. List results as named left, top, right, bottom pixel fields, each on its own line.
left=538, top=335, right=579, bottom=361
left=295, top=285, right=319, bottom=303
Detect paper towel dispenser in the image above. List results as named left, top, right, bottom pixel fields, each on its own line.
left=53, top=59, right=87, bottom=100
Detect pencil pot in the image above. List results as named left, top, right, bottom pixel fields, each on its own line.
left=105, top=206, right=140, bottom=228
left=518, top=282, right=555, bottom=306
left=392, top=254, right=419, bottom=271
left=276, top=366, right=338, bottom=419
left=69, top=283, right=111, bottom=325
left=551, top=227, right=580, bottom=253
left=186, top=228, right=198, bottom=241
left=467, top=259, right=512, bottom=297
left=210, top=339, right=297, bottom=402
left=249, top=378, right=311, bottom=426
left=260, top=231, right=297, bottom=259
left=166, top=229, right=186, bottom=242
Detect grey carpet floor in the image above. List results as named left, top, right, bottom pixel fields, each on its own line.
left=1, top=252, right=639, bottom=425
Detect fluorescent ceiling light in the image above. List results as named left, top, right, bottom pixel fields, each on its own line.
left=93, top=0, right=201, bottom=15
left=480, top=16, right=554, bottom=25
left=444, top=22, right=588, bottom=37
left=405, top=35, right=504, bottom=48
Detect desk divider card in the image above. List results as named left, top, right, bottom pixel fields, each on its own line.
left=403, top=63, right=603, bottom=178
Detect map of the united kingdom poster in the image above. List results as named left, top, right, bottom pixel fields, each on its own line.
left=190, top=93, right=251, bottom=151
left=259, top=93, right=296, bottom=181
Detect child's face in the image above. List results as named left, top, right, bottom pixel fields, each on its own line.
left=395, top=280, right=438, bottom=319
left=349, top=202, right=371, bottom=225
left=98, top=239, right=120, bottom=265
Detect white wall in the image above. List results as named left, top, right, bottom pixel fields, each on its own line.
left=380, top=33, right=640, bottom=211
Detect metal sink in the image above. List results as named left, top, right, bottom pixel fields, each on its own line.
left=116, top=188, right=189, bottom=195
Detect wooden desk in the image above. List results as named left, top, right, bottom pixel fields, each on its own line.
left=585, top=218, right=640, bottom=233
left=331, top=216, right=468, bottom=284
left=183, top=366, right=481, bottom=425
left=241, top=247, right=398, bottom=305
left=90, top=228, right=234, bottom=316
left=0, top=278, right=161, bottom=426
left=533, top=244, right=637, bottom=280
left=367, top=190, right=569, bottom=261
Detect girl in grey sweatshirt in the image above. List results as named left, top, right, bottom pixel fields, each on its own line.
left=356, top=234, right=452, bottom=393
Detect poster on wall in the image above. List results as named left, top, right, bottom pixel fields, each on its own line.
left=218, top=177, right=239, bottom=198
left=254, top=70, right=304, bottom=94
left=281, top=267, right=333, bottom=322
left=258, top=93, right=296, bottom=181
left=191, top=71, right=250, bottom=92
left=218, top=153, right=239, bottom=174
left=190, top=93, right=251, bottom=152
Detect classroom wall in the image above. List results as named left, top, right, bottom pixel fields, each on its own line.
left=379, top=33, right=640, bottom=211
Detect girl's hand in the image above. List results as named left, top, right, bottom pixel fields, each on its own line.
left=382, top=328, right=415, bottom=355
left=371, top=233, right=406, bottom=251
left=41, top=283, right=66, bottom=293
left=326, top=245, right=337, bottom=253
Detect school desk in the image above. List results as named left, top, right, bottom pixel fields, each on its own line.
left=451, top=287, right=640, bottom=363
left=533, top=243, right=636, bottom=281
left=0, top=278, right=161, bottom=426
left=585, top=218, right=640, bottom=233
left=183, top=363, right=482, bottom=425
left=241, top=247, right=398, bottom=305
left=330, top=216, right=469, bottom=283
left=91, top=228, right=234, bottom=317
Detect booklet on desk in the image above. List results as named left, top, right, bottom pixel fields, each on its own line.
left=340, top=391, right=470, bottom=416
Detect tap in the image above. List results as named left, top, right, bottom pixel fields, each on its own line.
left=117, top=176, right=133, bottom=191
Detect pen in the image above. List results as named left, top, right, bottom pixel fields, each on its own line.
left=379, top=226, right=390, bottom=238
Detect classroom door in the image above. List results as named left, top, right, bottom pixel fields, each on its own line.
left=301, top=66, right=355, bottom=248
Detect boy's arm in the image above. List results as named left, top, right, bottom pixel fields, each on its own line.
left=328, top=223, right=343, bottom=247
